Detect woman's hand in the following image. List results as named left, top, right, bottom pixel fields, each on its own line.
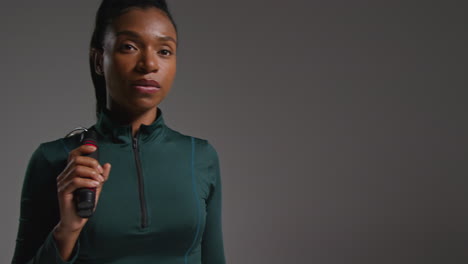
left=55, top=144, right=111, bottom=233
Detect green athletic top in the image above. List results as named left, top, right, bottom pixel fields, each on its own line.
left=11, top=107, right=226, bottom=264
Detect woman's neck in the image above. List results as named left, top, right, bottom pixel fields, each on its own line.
left=105, top=104, right=158, bottom=137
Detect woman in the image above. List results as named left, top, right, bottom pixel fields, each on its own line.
left=11, top=0, right=226, bottom=263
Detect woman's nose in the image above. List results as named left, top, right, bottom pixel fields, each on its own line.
left=136, top=49, right=159, bottom=73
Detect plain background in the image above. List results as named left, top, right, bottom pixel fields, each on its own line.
left=2, top=1, right=467, bottom=263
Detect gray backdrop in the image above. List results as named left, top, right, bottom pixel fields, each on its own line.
left=1, top=1, right=467, bottom=263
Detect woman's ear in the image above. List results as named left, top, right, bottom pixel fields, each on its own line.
left=92, top=49, right=104, bottom=76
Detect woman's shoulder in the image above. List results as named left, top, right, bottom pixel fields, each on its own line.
left=32, top=132, right=82, bottom=166
left=164, top=126, right=219, bottom=160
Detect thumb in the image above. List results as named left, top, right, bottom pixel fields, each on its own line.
left=102, top=163, right=112, bottom=182
left=94, top=163, right=111, bottom=211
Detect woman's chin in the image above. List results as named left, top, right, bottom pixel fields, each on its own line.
left=130, top=99, right=160, bottom=113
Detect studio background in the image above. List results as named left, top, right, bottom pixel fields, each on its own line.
left=1, top=1, right=467, bottom=263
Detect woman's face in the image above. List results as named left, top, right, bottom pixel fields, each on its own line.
left=97, top=7, right=177, bottom=114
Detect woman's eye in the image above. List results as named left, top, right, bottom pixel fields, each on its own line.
left=120, top=44, right=136, bottom=51
left=159, top=49, right=172, bottom=56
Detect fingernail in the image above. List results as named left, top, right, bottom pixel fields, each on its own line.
left=99, top=175, right=105, bottom=182
left=93, top=181, right=100, bottom=186
left=98, top=165, right=103, bottom=173
left=87, top=145, right=97, bottom=150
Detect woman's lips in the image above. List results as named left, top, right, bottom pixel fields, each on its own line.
left=132, top=85, right=160, bottom=93
left=131, top=79, right=161, bottom=94
left=132, top=79, right=161, bottom=87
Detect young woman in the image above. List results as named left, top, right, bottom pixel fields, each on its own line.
left=11, top=0, right=226, bottom=263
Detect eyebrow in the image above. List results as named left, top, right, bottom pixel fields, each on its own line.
left=115, top=30, right=177, bottom=45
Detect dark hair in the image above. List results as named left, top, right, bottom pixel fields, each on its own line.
left=89, top=0, right=178, bottom=119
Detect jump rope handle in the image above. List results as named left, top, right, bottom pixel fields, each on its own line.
left=73, top=128, right=99, bottom=218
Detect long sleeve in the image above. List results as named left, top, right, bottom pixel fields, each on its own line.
left=11, top=144, right=80, bottom=264
left=201, top=141, right=226, bottom=264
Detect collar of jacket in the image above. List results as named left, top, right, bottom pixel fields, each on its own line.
left=94, top=107, right=167, bottom=145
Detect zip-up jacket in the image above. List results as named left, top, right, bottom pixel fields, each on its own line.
left=11, top=107, right=226, bottom=264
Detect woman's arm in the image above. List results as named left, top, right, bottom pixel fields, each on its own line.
left=201, top=142, right=226, bottom=264
left=11, top=144, right=80, bottom=264
left=52, top=223, right=82, bottom=262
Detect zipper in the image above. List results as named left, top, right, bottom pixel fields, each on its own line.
left=132, top=130, right=148, bottom=228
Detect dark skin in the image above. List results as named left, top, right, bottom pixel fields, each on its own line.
left=95, top=7, right=178, bottom=137
left=53, top=7, right=177, bottom=261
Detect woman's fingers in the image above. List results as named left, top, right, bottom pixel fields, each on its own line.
left=57, top=164, right=103, bottom=187
left=69, top=144, right=98, bottom=159
left=58, top=154, right=101, bottom=182
left=57, top=177, right=101, bottom=196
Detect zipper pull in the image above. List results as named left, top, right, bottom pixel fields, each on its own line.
left=132, top=131, right=139, bottom=149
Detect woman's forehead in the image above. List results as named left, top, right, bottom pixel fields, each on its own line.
left=107, top=7, right=177, bottom=41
